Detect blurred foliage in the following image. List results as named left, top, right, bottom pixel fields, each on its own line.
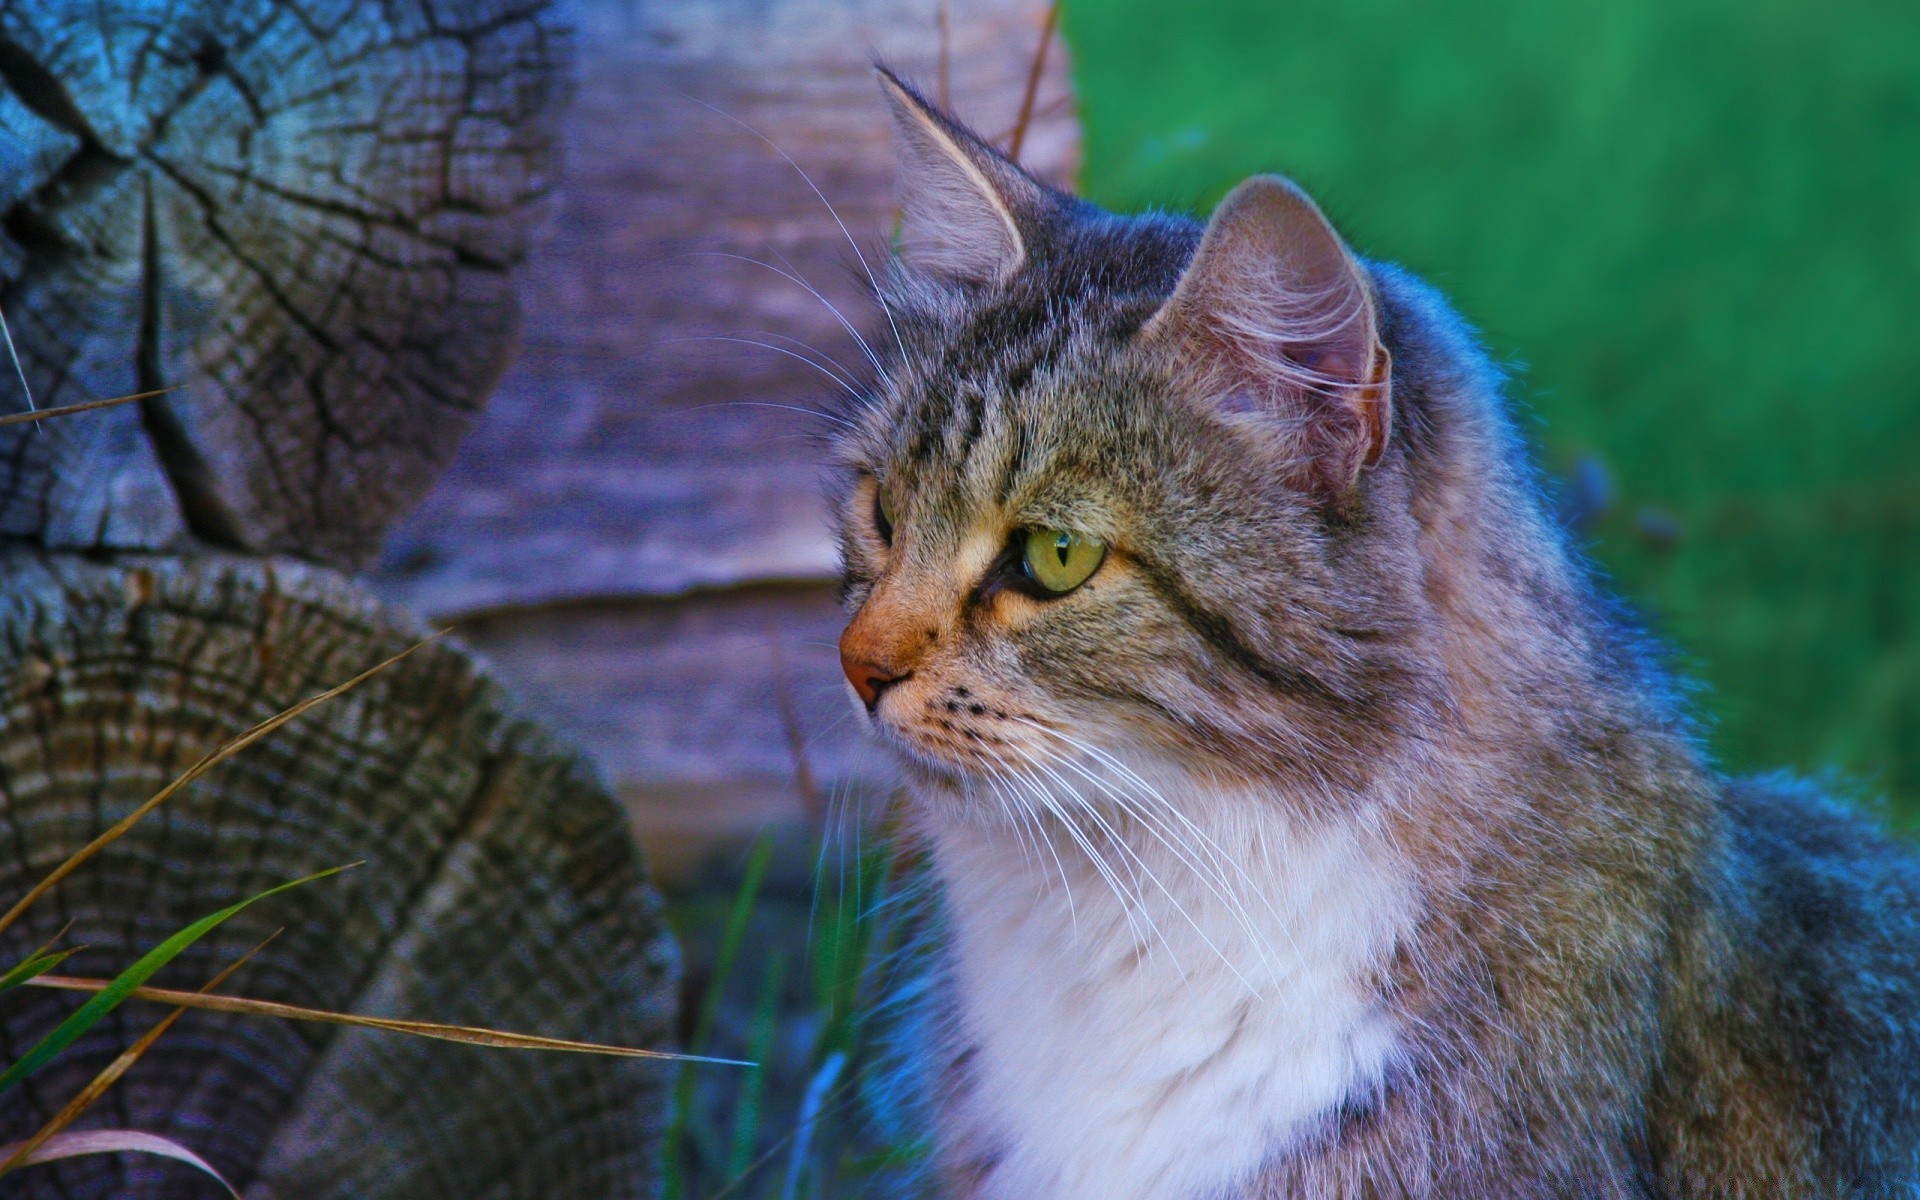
left=1065, top=0, right=1920, bottom=810
left=666, top=830, right=920, bottom=1199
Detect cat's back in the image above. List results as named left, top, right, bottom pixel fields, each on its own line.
left=1653, top=774, right=1920, bottom=1194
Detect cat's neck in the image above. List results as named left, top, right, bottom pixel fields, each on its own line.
left=923, top=768, right=1414, bottom=1200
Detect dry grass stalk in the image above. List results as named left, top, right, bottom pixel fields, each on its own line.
left=0, top=633, right=442, bottom=937
left=1007, top=0, right=1061, bottom=162
left=0, top=935, right=278, bottom=1177
left=0, top=387, right=179, bottom=428
left=24, top=975, right=748, bottom=1065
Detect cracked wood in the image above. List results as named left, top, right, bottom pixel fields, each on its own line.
left=0, top=0, right=566, bottom=568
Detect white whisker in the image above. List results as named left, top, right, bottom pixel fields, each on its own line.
left=1032, top=744, right=1281, bottom=977
left=673, top=91, right=909, bottom=365
left=1018, top=719, right=1294, bottom=941
left=668, top=336, right=865, bottom=411
left=682, top=250, right=885, bottom=375
left=1013, top=743, right=1263, bottom=991
left=982, top=745, right=1078, bottom=931
left=1006, top=746, right=1182, bottom=970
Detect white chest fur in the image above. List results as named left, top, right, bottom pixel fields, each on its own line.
left=929, top=777, right=1413, bottom=1200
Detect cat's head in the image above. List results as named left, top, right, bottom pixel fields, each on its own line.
left=831, top=70, right=1451, bottom=815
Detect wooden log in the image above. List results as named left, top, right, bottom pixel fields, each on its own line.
left=0, top=551, right=677, bottom=1198
left=0, top=0, right=566, bottom=569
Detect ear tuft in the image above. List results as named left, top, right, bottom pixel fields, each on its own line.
left=876, top=66, right=1044, bottom=285
left=1144, top=175, right=1392, bottom=497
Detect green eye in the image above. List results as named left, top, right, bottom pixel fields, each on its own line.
left=874, top=487, right=895, bottom=543
left=1021, top=527, right=1106, bottom=594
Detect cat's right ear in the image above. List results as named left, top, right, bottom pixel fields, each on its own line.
left=1143, top=176, right=1392, bottom=499
left=877, top=66, right=1046, bottom=285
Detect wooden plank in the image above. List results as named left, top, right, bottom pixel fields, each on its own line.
left=372, top=0, right=1080, bottom=619
left=453, top=582, right=901, bottom=880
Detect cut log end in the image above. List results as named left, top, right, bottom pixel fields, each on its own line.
left=0, top=550, right=677, bottom=1199
left=0, top=0, right=569, bottom=570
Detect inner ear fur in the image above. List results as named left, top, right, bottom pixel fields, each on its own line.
left=1144, top=175, right=1392, bottom=497
left=876, top=65, right=1051, bottom=285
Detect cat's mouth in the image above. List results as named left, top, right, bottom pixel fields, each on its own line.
left=869, top=702, right=1035, bottom=779
left=864, top=687, right=1132, bottom=807
left=851, top=673, right=1035, bottom=767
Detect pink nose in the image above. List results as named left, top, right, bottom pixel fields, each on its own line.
left=840, top=650, right=906, bottom=711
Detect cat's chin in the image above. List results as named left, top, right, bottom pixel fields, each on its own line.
left=883, top=751, right=1029, bottom=827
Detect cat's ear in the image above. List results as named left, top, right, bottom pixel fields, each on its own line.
left=1144, top=175, right=1392, bottom=497
left=877, top=66, right=1046, bottom=285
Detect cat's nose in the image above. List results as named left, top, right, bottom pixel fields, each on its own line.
left=841, top=651, right=909, bottom=713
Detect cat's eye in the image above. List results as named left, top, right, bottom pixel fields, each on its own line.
left=874, top=486, right=895, bottom=544
left=1021, top=528, right=1105, bottom=594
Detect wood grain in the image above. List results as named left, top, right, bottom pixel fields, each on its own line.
left=0, top=0, right=566, bottom=569
left=364, top=0, right=1078, bottom=858
left=0, top=551, right=677, bottom=1198
left=454, top=583, right=904, bottom=878
left=372, top=0, right=1080, bottom=618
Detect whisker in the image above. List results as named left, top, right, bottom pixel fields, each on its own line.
left=671, top=90, right=909, bottom=365
left=1005, top=749, right=1168, bottom=960
left=1014, top=744, right=1241, bottom=983
left=1034, top=733, right=1282, bottom=932
left=680, top=250, right=885, bottom=375
left=1035, top=745, right=1280, bottom=975
left=1018, top=719, right=1291, bottom=933
left=666, top=336, right=865, bottom=411
left=749, top=330, right=867, bottom=390
left=981, top=745, right=1078, bottom=929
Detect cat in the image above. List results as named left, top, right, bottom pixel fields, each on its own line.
left=829, top=67, right=1920, bottom=1198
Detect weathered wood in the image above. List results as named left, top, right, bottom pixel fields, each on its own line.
left=365, top=0, right=1078, bottom=860
left=373, top=0, right=1079, bottom=617
left=0, top=0, right=565, bottom=569
left=454, top=583, right=902, bottom=878
left=0, top=551, right=677, bottom=1198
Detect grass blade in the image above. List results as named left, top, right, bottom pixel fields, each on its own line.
left=0, top=300, right=35, bottom=422
left=22, top=975, right=750, bottom=1066
left=0, top=1130, right=239, bottom=1198
left=0, top=386, right=180, bottom=428
left=0, top=635, right=440, bottom=938
left=664, top=830, right=777, bottom=1199
left=726, top=951, right=787, bottom=1180
left=0, top=934, right=275, bottom=1178
left=779, top=1051, right=848, bottom=1200
left=0, top=949, right=76, bottom=993
left=0, top=866, right=353, bottom=1094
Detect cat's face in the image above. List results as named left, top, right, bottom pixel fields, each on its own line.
left=832, top=73, right=1427, bottom=813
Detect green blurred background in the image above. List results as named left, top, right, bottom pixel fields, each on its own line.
left=1065, top=0, right=1920, bottom=812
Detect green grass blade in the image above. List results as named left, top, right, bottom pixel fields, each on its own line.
left=0, top=950, right=75, bottom=993
left=0, top=865, right=353, bottom=1093
left=663, top=829, right=776, bottom=1200
left=726, top=951, right=787, bottom=1180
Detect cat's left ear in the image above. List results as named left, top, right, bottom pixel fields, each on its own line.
left=877, top=66, right=1051, bottom=285
left=1144, top=175, right=1392, bottom=498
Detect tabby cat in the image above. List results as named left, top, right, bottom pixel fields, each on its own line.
left=830, top=68, right=1920, bottom=1198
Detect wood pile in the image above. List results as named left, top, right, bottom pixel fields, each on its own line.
left=0, top=1, right=676, bottom=1193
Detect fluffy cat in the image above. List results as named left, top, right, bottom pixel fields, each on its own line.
left=829, top=68, right=1920, bottom=1198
